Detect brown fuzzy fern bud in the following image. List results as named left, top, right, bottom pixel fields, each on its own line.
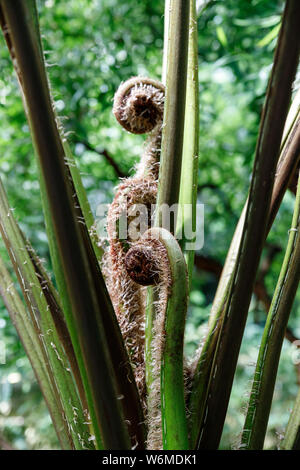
left=113, top=77, right=165, bottom=135
left=104, top=180, right=157, bottom=408
left=124, top=233, right=170, bottom=449
left=103, top=76, right=165, bottom=414
left=124, top=244, right=160, bottom=286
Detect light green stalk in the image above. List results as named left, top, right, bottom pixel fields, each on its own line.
left=241, top=170, right=300, bottom=449
left=155, top=0, right=190, bottom=233
left=141, top=228, right=189, bottom=450
left=154, top=228, right=189, bottom=450
left=177, top=0, right=199, bottom=284
left=146, top=0, right=190, bottom=445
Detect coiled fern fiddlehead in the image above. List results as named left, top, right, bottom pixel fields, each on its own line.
left=125, top=228, right=189, bottom=450
left=104, top=77, right=165, bottom=410
left=105, top=77, right=189, bottom=450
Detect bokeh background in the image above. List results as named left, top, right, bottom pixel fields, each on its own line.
left=0, top=0, right=299, bottom=449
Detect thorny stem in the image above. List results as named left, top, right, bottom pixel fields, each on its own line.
left=189, top=73, right=300, bottom=449
left=0, top=1, right=103, bottom=448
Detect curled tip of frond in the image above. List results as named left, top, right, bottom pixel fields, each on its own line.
left=125, top=244, right=160, bottom=286
left=113, top=77, right=165, bottom=135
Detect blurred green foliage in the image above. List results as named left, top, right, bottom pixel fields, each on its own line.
left=0, top=0, right=299, bottom=450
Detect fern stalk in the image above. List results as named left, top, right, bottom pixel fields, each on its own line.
left=155, top=228, right=189, bottom=450
left=193, top=0, right=300, bottom=449
left=0, top=178, right=92, bottom=449
left=241, top=169, right=300, bottom=449
left=155, top=0, right=190, bottom=233
left=145, top=0, right=190, bottom=446
left=0, top=0, right=134, bottom=449
left=177, top=0, right=199, bottom=284
left=0, top=255, right=73, bottom=449
left=189, top=96, right=300, bottom=447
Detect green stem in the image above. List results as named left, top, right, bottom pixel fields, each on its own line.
left=162, top=0, right=171, bottom=85
left=143, top=228, right=189, bottom=450
left=0, top=178, right=92, bottom=449
left=22, top=233, right=89, bottom=413
left=207, top=77, right=300, bottom=335
left=146, top=0, right=190, bottom=434
left=241, top=170, right=300, bottom=449
left=177, top=0, right=199, bottom=285
left=0, top=256, right=72, bottom=449
left=37, top=167, right=102, bottom=446
left=155, top=228, right=189, bottom=450
left=0, top=5, right=102, bottom=445
left=155, top=0, right=190, bottom=233
left=188, top=81, right=300, bottom=448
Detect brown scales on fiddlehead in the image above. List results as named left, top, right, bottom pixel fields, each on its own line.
left=113, top=77, right=164, bottom=181
left=124, top=230, right=191, bottom=450
left=103, top=77, right=165, bottom=410
left=124, top=244, right=160, bottom=286
left=113, top=77, right=164, bottom=135
left=124, top=233, right=170, bottom=449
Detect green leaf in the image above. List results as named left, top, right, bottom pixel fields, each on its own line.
left=257, top=23, right=281, bottom=47
left=216, top=26, right=228, bottom=47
